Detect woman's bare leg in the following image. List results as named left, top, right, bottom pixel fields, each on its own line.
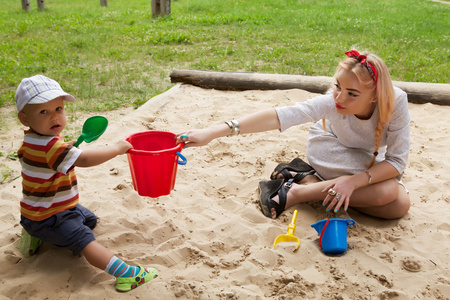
left=273, top=175, right=410, bottom=219
left=353, top=184, right=410, bottom=219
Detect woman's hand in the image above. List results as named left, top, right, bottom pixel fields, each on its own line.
left=322, top=176, right=357, bottom=213
left=176, top=126, right=223, bottom=148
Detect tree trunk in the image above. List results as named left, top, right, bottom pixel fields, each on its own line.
left=37, top=0, right=45, bottom=10
left=152, top=0, right=171, bottom=17
left=21, top=0, right=31, bottom=11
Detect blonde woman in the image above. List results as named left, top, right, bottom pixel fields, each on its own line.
left=177, top=50, right=411, bottom=220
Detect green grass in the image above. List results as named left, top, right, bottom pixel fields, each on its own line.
left=0, top=0, right=448, bottom=117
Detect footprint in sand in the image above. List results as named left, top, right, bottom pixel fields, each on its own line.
left=402, top=258, right=422, bottom=272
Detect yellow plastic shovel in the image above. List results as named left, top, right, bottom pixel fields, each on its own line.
left=273, top=210, right=300, bottom=250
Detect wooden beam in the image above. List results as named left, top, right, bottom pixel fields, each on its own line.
left=390, top=81, right=450, bottom=105
left=170, top=69, right=450, bottom=106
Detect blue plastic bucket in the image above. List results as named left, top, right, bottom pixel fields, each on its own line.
left=311, top=218, right=355, bottom=254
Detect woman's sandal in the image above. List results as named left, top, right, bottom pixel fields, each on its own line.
left=116, top=266, right=158, bottom=292
left=270, top=158, right=315, bottom=182
left=258, top=178, right=294, bottom=218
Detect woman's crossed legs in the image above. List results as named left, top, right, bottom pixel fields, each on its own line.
left=272, top=175, right=410, bottom=219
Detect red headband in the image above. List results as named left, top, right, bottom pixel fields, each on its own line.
left=345, top=50, right=378, bottom=82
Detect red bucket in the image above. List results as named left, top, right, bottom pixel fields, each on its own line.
left=126, top=131, right=187, bottom=197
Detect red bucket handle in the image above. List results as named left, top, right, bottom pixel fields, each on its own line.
left=318, top=218, right=331, bottom=249
left=126, top=142, right=185, bottom=155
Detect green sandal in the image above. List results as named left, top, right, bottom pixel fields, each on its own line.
left=116, top=266, right=158, bottom=292
left=17, top=228, right=42, bottom=258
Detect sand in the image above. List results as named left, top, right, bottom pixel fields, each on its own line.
left=1, top=84, right=449, bottom=299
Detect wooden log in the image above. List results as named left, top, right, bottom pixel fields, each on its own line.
left=170, top=69, right=333, bottom=94
left=390, top=81, right=450, bottom=105
left=21, top=0, right=31, bottom=11
left=37, top=0, right=45, bottom=10
left=170, top=69, right=450, bottom=106
left=100, top=0, right=107, bottom=7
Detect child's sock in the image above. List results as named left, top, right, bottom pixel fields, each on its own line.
left=105, top=256, right=139, bottom=278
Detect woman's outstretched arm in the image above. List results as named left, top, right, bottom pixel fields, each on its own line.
left=177, top=108, right=280, bottom=148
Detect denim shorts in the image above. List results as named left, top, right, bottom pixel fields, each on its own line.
left=20, top=204, right=97, bottom=255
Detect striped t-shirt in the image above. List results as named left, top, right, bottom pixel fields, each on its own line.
left=18, top=130, right=83, bottom=221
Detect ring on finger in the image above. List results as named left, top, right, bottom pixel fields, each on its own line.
left=336, top=193, right=342, bottom=201
left=328, top=188, right=337, bottom=196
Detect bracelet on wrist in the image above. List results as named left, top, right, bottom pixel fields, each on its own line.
left=365, top=170, right=372, bottom=185
left=231, top=120, right=240, bottom=135
left=225, top=120, right=240, bottom=136
left=224, top=121, right=234, bottom=136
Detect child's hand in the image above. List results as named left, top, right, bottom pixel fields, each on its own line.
left=67, top=140, right=77, bottom=146
left=74, top=139, right=133, bottom=167
left=116, top=139, right=133, bottom=155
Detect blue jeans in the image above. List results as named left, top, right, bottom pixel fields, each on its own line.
left=21, top=204, right=97, bottom=255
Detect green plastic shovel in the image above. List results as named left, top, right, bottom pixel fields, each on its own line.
left=74, top=116, right=108, bottom=147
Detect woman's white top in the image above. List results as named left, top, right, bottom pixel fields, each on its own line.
left=275, top=87, right=410, bottom=181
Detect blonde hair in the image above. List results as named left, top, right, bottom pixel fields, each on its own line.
left=326, top=51, right=395, bottom=169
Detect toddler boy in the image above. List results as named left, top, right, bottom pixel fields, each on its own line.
left=16, top=75, right=157, bottom=292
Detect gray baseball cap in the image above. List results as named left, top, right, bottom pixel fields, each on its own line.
left=15, top=75, right=75, bottom=112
